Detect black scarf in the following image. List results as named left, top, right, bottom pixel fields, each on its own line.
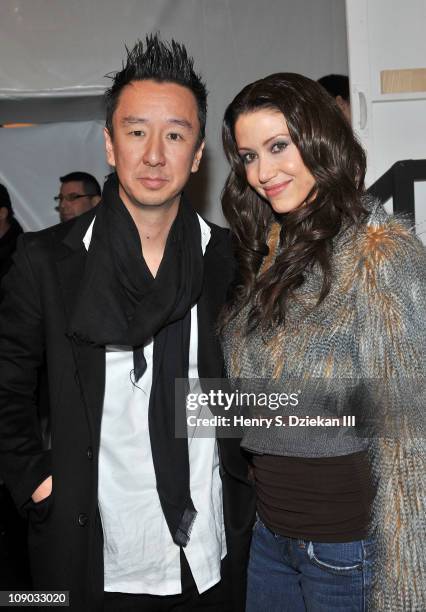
left=69, top=174, right=204, bottom=546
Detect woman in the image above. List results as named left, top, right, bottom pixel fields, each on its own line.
left=220, top=73, right=425, bottom=611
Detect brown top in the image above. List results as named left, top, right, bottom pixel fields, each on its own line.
left=252, top=451, right=374, bottom=542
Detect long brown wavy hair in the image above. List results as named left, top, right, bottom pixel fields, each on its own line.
left=220, top=72, right=367, bottom=333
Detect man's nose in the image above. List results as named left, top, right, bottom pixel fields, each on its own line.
left=143, top=135, right=166, bottom=167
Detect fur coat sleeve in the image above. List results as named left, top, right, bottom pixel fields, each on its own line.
left=354, top=209, right=426, bottom=611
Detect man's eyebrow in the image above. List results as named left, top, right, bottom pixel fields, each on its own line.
left=120, top=116, right=193, bottom=130
left=167, top=118, right=193, bottom=130
left=121, top=116, right=147, bottom=125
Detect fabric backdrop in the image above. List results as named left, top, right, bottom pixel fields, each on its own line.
left=0, top=0, right=348, bottom=230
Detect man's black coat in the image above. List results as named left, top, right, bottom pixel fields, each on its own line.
left=0, top=208, right=255, bottom=611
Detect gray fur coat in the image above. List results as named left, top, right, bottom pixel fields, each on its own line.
left=223, top=202, right=426, bottom=611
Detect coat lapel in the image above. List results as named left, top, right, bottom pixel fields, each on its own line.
left=197, top=226, right=252, bottom=485
left=54, top=212, right=105, bottom=442
left=197, top=226, right=234, bottom=379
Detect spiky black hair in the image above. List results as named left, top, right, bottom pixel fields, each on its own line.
left=105, top=33, right=207, bottom=144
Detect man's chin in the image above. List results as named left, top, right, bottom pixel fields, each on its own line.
left=129, top=191, right=182, bottom=209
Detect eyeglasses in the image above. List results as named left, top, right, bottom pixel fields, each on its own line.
left=54, top=193, right=97, bottom=211
left=54, top=193, right=97, bottom=203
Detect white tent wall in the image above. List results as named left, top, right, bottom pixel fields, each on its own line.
left=0, top=0, right=348, bottom=230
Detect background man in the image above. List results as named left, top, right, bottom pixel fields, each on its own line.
left=0, top=183, right=23, bottom=288
left=0, top=184, right=30, bottom=590
left=317, top=74, right=351, bottom=122
left=55, top=171, right=101, bottom=222
left=0, top=35, right=254, bottom=611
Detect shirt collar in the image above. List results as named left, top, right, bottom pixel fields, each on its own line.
left=83, top=213, right=211, bottom=255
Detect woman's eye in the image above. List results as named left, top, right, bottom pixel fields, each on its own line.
left=168, top=133, right=183, bottom=141
left=131, top=130, right=144, bottom=137
left=271, top=141, right=289, bottom=153
left=241, top=152, right=256, bottom=165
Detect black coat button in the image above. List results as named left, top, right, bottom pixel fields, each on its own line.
left=86, top=447, right=93, bottom=460
left=78, top=513, right=88, bottom=526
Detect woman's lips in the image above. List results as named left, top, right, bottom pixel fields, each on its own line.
left=263, top=180, right=292, bottom=197
left=138, top=177, right=168, bottom=190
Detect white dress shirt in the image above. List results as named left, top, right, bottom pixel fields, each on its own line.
left=83, top=215, right=226, bottom=595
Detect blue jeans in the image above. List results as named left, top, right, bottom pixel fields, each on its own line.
left=246, top=518, right=373, bottom=612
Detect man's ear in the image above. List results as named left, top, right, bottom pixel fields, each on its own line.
left=335, top=95, right=345, bottom=109
left=104, top=127, right=116, bottom=167
left=191, top=140, right=205, bottom=174
left=0, top=207, right=8, bottom=221
left=335, top=96, right=351, bottom=122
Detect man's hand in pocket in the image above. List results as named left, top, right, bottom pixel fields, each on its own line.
left=31, top=476, right=52, bottom=503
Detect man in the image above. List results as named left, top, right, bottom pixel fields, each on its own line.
left=55, top=172, right=101, bottom=223
left=0, top=185, right=31, bottom=589
left=0, top=35, right=254, bottom=611
left=0, top=183, right=23, bottom=289
left=317, top=74, right=351, bottom=122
